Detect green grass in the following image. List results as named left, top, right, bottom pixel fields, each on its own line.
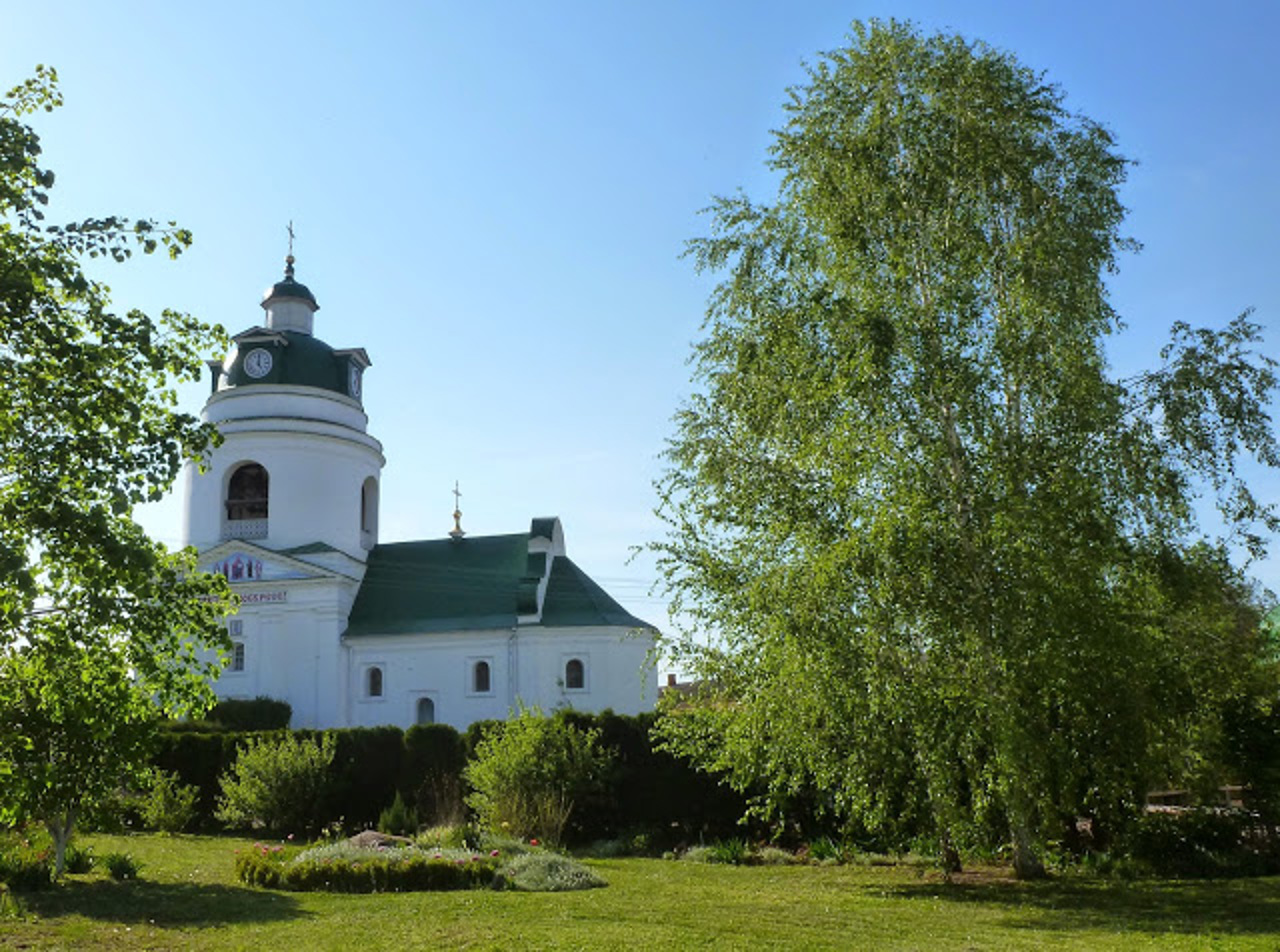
left=1, top=833, right=1278, bottom=949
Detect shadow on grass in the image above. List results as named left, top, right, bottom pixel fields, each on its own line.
left=884, top=876, right=1280, bottom=936
left=19, top=880, right=308, bottom=927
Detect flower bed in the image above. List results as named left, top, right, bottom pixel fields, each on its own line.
left=234, top=841, right=498, bottom=893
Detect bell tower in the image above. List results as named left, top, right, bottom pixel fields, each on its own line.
left=181, top=254, right=385, bottom=561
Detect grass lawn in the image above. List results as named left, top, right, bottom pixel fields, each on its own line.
left=2, top=834, right=1278, bottom=949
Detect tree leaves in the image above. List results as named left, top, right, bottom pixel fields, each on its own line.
left=0, top=68, right=236, bottom=870
left=653, top=20, right=1278, bottom=874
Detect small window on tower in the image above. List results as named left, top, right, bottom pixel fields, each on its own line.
left=367, top=666, right=383, bottom=698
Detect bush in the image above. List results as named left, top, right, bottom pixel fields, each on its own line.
left=0, top=832, right=52, bottom=891
left=62, top=842, right=94, bottom=874
left=140, top=770, right=200, bottom=833
left=103, top=852, right=140, bottom=880
left=402, top=723, right=467, bottom=825
left=216, top=733, right=336, bottom=836
left=465, top=707, right=614, bottom=846
left=378, top=792, right=419, bottom=837
left=207, top=697, right=292, bottom=731
left=234, top=841, right=498, bottom=893
left=1119, top=809, right=1280, bottom=877
left=496, top=852, right=605, bottom=891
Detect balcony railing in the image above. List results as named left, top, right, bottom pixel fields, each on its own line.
left=223, top=518, right=268, bottom=540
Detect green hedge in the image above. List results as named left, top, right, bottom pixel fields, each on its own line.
left=234, top=843, right=497, bottom=892
left=150, top=713, right=750, bottom=843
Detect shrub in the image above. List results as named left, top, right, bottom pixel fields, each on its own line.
left=417, top=823, right=479, bottom=850
left=496, top=852, right=606, bottom=892
left=378, top=792, right=419, bottom=837
left=234, top=841, right=498, bottom=893
left=1119, top=809, right=1280, bottom=877
left=103, top=852, right=140, bottom=880
left=0, top=883, right=23, bottom=919
left=208, top=697, right=292, bottom=731
left=465, top=707, right=614, bottom=845
left=216, top=733, right=336, bottom=836
left=140, top=770, right=200, bottom=833
left=62, top=842, right=94, bottom=874
left=0, top=832, right=52, bottom=891
left=708, top=838, right=749, bottom=864
left=402, top=723, right=467, bottom=825
left=752, top=846, right=796, bottom=866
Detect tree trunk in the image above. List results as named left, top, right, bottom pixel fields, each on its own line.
left=46, top=805, right=76, bottom=879
left=1011, top=822, right=1046, bottom=880
left=940, top=830, right=962, bottom=876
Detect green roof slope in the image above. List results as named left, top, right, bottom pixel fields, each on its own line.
left=541, top=557, right=654, bottom=630
left=345, top=534, right=653, bottom=637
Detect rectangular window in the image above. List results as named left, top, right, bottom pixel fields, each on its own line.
left=230, top=641, right=245, bottom=672
left=228, top=619, right=243, bottom=636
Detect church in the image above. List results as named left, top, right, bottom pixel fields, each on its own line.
left=181, top=256, right=659, bottom=730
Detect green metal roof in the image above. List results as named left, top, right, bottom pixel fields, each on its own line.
left=345, top=533, right=653, bottom=637
left=223, top=329, right=357, bottom=396
left=263, top=275, right=318, bottom=309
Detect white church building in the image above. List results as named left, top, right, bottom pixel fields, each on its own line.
left=182, top=256, right=658, bottom=730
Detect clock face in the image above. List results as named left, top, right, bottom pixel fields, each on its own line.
left=244, top=348, right=273, bottom=379
left=348, top=364, right=363, bottom=399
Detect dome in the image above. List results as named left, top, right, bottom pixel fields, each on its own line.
left=262, top=275, right=319, bottom=310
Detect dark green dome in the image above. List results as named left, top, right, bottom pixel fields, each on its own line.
left=263, top=275, right=319, bottom=310
left=224, top=330, right=354, bottom=396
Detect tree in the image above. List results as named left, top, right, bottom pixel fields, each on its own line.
left=652, top=21, right=1279, bottom=877
left=0, top=67, right=234, bottom=876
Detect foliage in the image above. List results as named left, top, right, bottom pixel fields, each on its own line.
left=652, top=19, right=1280, bottom=878
left=377, top=792, right=418, bottom=837
left=464, top=707, right=614, bottom=845
left=216, top=733, right=336, bottom=836
left=401, top=722, right=467, bottom=825
left=102, top=851, right=140, bottom=880
left=62, top=842, right=93, bottom=874
left=0, top=67, right=235, bottom=878
left=0, top=829, right=52, bottom=890
left=494, top=852, right=606, bottom=892
left=234, top=839, right=498, bottom=893
left=1115, top=810, right=1280, bottom=879
left=206, top=698, right=292, bottom=732
left=139, top=770, right=200, bottom=833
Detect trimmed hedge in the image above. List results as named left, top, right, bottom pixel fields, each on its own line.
left=234, top=842, right=498, bottom=892
left=150, top=712, right=750, bottom=843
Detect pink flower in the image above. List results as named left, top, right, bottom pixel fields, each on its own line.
left=490, top=849, right=500, bottom=857
left=287, top=833, right=295, bottom=841
left=530, top=838, right=540, bottom=847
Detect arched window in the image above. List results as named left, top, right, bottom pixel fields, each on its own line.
left=225, top=463, right=269, bottom=539
left=360, top=477, right=379, bottom=549
left=416, top=697, right=435, bottom=725
left=473, top=660, right=491, bottom=694
left=367, top=666, right=383, bottom=698
left=565, top=658, right=585, bottom=691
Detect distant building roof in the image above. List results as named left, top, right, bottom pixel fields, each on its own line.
left=345, top=529, right=654, bottom=637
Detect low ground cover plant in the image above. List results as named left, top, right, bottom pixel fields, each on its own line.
left=234, top=839, right=498, bottom=892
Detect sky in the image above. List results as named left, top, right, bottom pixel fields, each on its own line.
left=4, top=2, right=1280, bottom=657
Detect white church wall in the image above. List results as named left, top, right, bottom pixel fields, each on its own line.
left=343, top=626, right=657, bottom=730
left=210, top=575, right=359, bottom=729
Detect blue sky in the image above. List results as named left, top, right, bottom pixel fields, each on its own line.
left=5, top=2, right=1279, bottom=644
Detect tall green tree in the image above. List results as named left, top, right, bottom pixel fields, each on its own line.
left=653, top=21, right=1278, bottom=877
left=0, top=67, right=235, bottom=875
